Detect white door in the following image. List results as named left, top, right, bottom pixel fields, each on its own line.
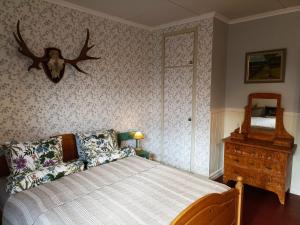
left=162, top=31, right=195, bottom=171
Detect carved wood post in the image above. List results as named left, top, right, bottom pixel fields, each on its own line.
left=235, top=176, right=244, bottom=225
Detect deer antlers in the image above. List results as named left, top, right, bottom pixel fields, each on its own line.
left=13, top=20, right=45, bottom=71
left=64, top=29, right=100, bottom=74
left=14, top=20, right=100, bottom=82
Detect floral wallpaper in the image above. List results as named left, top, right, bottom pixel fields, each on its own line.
left=1, top=0, right=214, bottom=176
left=164, top=32, right=194, bottom=67
left=0, top=0, right=161, bottom=157
left=163, top=66, right=193, bottom=171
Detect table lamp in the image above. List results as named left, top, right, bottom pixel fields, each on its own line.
left=133, top=131, right=144, bottom=151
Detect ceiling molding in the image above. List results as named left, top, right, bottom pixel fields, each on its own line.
left=44, top=0, right=300, bottom=30
left=229, top=5, right=300, bottom=24
left=152, top=12, right=216, bottom=30
left=214, top=12, right=230, bottom=24
left=44, top=0, right=152, bottom=30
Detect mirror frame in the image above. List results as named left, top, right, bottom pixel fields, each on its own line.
left=231, top=93, right=294, bottom=147
left=247, top=93, right=280, bottom=134
left=250, top=97, right=277, bottom=130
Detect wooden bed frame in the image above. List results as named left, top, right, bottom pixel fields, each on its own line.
left=171, top=176, right=244, bottom=225
left=120, top=132, right=244, bottom=225
left=0, top=132, right=243, bottom=225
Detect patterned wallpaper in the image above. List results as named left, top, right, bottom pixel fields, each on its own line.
left=0, top=0, right=161, bottom=157
left=0, top=0, right=214, bottom=176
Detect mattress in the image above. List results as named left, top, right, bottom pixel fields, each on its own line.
left=0, top=177, right=9, bottom=211
left=3, top=156, right=230, bottom=225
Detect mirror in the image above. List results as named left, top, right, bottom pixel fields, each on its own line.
left=251, top=98, right=277, bottom=130
left=230, top=93, right=294, bottom=147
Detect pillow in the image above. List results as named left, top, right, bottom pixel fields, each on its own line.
left=4, top=136, right=63, bottom=177
left=75, top=129, right=118, bottom=162
left=251, top=107, right=265, bottom=117
left=265, top=106, right=276, bottom=117
left=87, top=146, right=136, bottom=168
left=6, top=160, right=84, bottom=194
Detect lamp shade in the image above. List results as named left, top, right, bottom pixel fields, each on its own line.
left=133, top=131, right=144, bottom=140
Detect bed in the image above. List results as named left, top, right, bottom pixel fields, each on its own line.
left=0, top=133, right=243, bottom=225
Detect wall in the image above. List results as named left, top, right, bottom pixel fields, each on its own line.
left=0, top=0, right=216, bottom=177
left=210, top=18, right=228, bottom=177
left=226, top=12, right=300, bottom=112
left=0, top=0, right=161, bottom=157
left=225, top=12, right=300, bottom=195
left=211, top=18, right=228, bottom=110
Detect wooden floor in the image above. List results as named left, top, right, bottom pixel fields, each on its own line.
left=220, top=179, right=300, bottom=225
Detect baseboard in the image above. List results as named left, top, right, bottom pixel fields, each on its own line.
left=209, top=168, right=223, bottom=180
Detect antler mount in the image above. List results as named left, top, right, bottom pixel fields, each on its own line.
left=14, top=20, right=100, bottom=83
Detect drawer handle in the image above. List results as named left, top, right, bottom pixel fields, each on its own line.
left=234, top=145, right=240, bottom=150
left=265, top=166, right=272, bottom=170
left=234, top=159, right=240, bottom=163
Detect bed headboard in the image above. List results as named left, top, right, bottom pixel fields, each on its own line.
left=117, top=131, right=135, bottom=146
left=0, top=156, right=9, bottom=177
left=0, top=131, right=134, bottom=178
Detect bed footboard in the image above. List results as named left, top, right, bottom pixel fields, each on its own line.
left=171, top=176, right=244, bottom=225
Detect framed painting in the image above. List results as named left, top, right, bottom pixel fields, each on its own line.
left=245, top=49, right=286, bottom=83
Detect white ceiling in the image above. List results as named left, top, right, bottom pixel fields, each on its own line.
left=60, top=0, right=300, bottom=26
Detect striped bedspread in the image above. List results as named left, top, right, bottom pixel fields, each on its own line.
left=3, top=156, right=230, bottom=225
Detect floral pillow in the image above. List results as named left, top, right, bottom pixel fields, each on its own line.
left=4, top=136, right=63, bottom=177
left=87, top=146, right=136, bottom=168
left=35, top=137, right=63, bottom=167
left=6, top=160, right=84, bottom=194
left=75, top=129, right=119, bottom=162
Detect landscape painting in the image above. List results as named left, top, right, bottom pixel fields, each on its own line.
left=245, top=49, right=286, bottom=83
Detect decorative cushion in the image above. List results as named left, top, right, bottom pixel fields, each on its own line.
left=251, top=107, right=265, bottom=117
left=87, top=146, right=136, bottom=168
left=6, top=160, right=84, bottom=194
left=4, top=136, right=63, bottom=177
left=265, top=106, right=276, bottom=117
left=75, top=129, right=118, bottom=162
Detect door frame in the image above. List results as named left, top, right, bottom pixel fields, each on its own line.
left=160, top=28, right=198, bottom=171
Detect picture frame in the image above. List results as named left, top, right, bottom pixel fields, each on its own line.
left=245, top=49, right=286, bottom=83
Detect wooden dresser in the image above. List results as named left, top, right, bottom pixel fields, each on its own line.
left=223, top=93, right=296, bottom=205
left=223, top=137, right=295, bottom=204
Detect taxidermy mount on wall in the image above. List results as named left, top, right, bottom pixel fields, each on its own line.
left=13, top=20, right=100, bottom=83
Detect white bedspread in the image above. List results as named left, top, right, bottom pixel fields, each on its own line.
left=3, top=156, right=229, bottom=225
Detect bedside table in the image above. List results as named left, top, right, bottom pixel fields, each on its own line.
left=135, top=149, right=152, bottom=160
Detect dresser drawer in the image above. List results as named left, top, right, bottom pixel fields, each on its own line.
left=224, top=165, right=284, bottom=191
left=224, top=153, right=285, bottom=176
left=225, top=154, right=254, bottom=167
left=225, top=143, right=286, bottom=162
